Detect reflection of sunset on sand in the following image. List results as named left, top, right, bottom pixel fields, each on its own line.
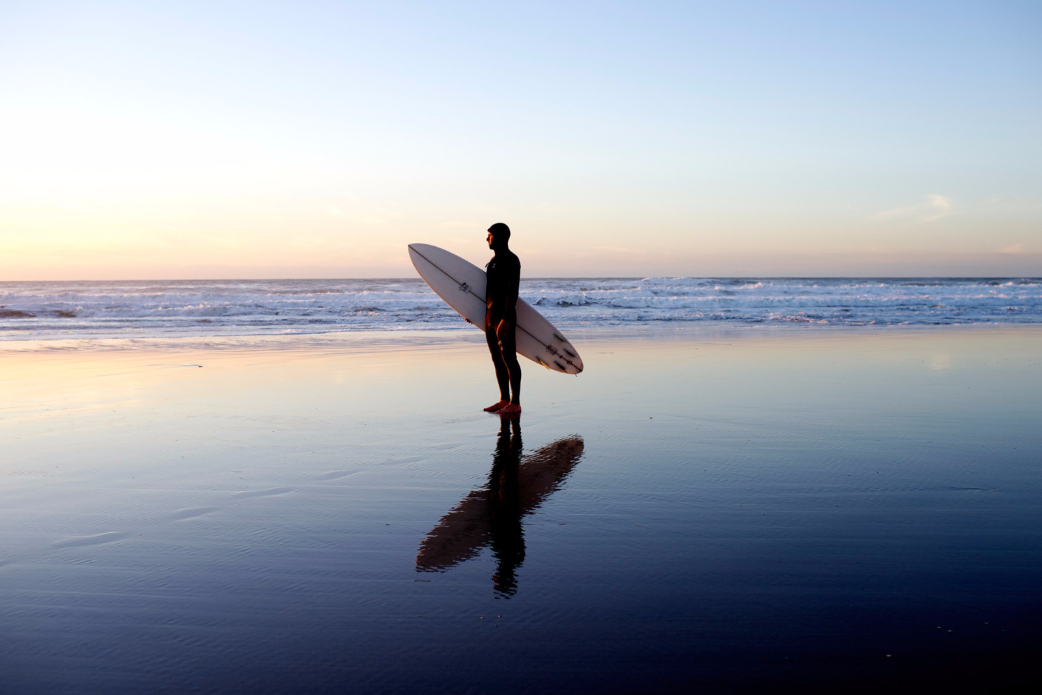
left=417, top=419, right=584, bottom=596
left=2, top=327, right=1041, bottom=692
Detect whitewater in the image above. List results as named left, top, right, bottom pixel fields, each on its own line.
left=1, top=277, right=1041, bottom=341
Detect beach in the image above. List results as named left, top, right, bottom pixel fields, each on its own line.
left=1, top=325, right=1039, bottom=693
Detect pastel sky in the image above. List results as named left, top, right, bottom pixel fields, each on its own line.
left=2, top=1, right=1040, bottom=279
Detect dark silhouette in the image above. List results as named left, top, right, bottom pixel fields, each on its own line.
left=416, top=420, right=584, bottom=597
left=487, top=417, right=525, bottom=594
left=482, top=223, right=522, bottom=416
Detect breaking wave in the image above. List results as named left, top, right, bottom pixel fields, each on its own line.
left=2, top=277, right=1040, bottom=340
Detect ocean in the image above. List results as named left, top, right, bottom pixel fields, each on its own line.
left=1, top=277, right=1040, bottom=341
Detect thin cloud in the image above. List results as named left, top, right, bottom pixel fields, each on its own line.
left=593, top=245, right=640, bottom=253
left=998, top=243, right=1023, bottom=254
left=870, top=194, right=952, bottom=223
left=869, top=203, right=919, bottom=221
left=922, top=194, right=952, bottom=222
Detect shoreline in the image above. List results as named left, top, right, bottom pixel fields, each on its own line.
left=2, top=321, right=1041, bottom=354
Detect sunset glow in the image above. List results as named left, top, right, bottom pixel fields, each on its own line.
left=2, top=1, right=1039, bottom=279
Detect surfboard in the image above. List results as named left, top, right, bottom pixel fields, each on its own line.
left=408, top=243, right=583, bottom=374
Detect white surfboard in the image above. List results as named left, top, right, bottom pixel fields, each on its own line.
left=408, top=243, right=583, bottom=374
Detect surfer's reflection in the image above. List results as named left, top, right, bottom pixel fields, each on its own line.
left=416, top=419, right=584, bottom=597
left=488, top=417, right=525, bottom=593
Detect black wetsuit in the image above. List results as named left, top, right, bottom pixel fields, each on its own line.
left=485, top=251, right=521, bottom=403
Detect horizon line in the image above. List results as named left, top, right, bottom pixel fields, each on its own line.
left=3, top=275, right=1042, bottom=283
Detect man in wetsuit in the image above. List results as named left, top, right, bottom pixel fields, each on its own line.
left=482, top=223, right=522, bottom=416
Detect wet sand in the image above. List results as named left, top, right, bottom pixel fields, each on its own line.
left=1, top=327, right=1040, bottom=693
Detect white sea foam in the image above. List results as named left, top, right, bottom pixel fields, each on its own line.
left=1, top=277, right=1040, bottom=340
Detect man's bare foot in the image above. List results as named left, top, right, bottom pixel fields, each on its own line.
left=483, top=400, right=509, bottom=412
left=497, top=403, right=522, bottom=417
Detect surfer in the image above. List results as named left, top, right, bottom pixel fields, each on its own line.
left=483, top=223, right=522, bottom=416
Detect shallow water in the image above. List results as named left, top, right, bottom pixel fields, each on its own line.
left=1, top=327, right=1040, bottom=692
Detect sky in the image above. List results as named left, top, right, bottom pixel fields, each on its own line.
left=1, top=0, right=1040, bottom=279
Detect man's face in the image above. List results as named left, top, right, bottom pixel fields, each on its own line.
left=487, top=232, right=495, bottom=248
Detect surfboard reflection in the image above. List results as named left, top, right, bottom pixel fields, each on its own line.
left=416, top=420, right=584, bottom=596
